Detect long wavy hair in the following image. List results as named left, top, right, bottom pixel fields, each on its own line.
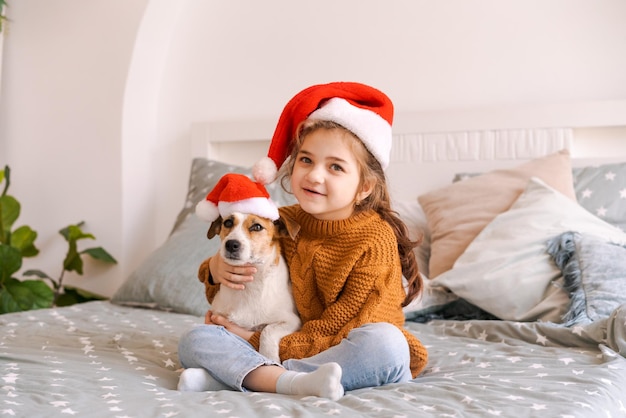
left=278, top=119, right=423, bottom=306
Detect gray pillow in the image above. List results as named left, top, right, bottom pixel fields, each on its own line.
left=111, top=214, right=216, bottom=315
left=454, top=161, right=626, bottom=232
left=572, top=162, right=626, bottom=232
left=547, top=231, right=626, bottom=325
left=112, top=158, right=296, bottom=316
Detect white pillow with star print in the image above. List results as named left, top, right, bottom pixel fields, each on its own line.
left=432, top=177, right=626, bottom=322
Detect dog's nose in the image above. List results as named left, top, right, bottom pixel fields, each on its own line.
left=225, top=240, right=241, bottom=254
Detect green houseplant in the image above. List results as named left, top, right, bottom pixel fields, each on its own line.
left=0, top=165, right=117, bottom=313
left=0, top=0, right=7, bottom=33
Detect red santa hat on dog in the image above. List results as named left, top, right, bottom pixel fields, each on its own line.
left=252, top=81, right=394, bottom=184
left=195, top=173, right=279, bottom=223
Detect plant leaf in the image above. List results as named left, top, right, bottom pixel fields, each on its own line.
left=23, top=269, right=52, bottom=280
left=0, top=278, right=54, bottom=313
left=53, top=290, right=80, bottom=307
left=60, top=223, right=94, bottom=242
left=0, top=165, right=9, bottom=196
left=63, top=239, right=84, bottom=274
left=81, top=247, right=117, bottom=264
left=0, top=194, right=20, bottom=236
left=55, top=286, right=106, bottom=307
left=0, top=243, right=22, bottom=282
left=10, top=225, right=39, bottom=257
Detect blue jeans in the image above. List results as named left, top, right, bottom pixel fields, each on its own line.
left=178, top=322, right=412, bottom=392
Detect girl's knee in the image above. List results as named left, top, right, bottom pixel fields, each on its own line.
left=178, top=325, right=221, bottom=367
left=182, top=324, right=223, bottom=343
left=346, top=323, right=412, bottom=386
left=356, top=322, right=411, bottom=363
left=180, top=325, right=203, bottom=349
left=350, top=323, right=409, bottom=359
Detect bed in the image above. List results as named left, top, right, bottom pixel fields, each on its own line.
left=2, top=100, right=626, bottom=417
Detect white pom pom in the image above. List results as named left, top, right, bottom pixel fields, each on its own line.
left=252, top=157, right=278, bottom=185
left=195, top=200, right=220, bottom=222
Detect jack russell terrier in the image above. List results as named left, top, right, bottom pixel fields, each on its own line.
left=196, top=174, right=302, bottom=364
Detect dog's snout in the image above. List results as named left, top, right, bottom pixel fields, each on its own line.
left=225, top=239, right=241, bottom=254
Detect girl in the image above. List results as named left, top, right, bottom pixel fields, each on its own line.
left=178, top=82, right=428, bottom=400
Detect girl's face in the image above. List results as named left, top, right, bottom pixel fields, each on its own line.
left=290, top=128, right=372, bottom=221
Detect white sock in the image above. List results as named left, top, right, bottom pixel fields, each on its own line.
left=177, top=368, right=231, bottom=392
left=276, top=362, right=344, bottom=401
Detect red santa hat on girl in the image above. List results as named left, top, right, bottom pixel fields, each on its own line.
left=252, top=81, right=394, bottom=184
left=195, top=173, right=279, bottom=223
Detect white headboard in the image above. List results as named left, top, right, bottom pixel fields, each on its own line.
left=191, top=99, right=626, bottom=201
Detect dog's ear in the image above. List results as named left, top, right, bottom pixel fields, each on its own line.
left=207, top=216, right=222, bottom=239
left=198, top=257, right=211, bottom=284
left=274, top=216, right=298, bottom=239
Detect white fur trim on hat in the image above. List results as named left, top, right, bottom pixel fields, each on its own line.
left=309, top=97, right=392, bottom=169
left=195, top=173, right=279, bottom=223
left=218, top=197, right=279, bottom=221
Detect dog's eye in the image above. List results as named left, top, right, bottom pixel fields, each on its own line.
left=249, top=223, right=264, bottom=232
left=223, top=219, right=234, bottom=228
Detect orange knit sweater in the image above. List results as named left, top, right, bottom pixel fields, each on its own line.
left=198, top=205, right=428, bottom=378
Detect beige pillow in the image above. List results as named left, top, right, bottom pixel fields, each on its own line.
left=418, top=150, right=575, bottom=278
left=432, top=177, right=626, bottom=322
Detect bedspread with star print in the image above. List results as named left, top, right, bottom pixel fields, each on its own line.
left=1, top=301, right=625, bottom=417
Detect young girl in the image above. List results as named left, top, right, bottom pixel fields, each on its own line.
left=177, top=82, right=428, bottom=400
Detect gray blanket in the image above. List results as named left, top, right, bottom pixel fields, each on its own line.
left=1, top=301, right=625, bottom=417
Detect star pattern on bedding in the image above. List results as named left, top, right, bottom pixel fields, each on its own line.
left=3, top=302, right=626, bottom=417
left=0, top=305, right=187, bottom=418
left=574, top=163, right=626, bottom=231
left=406, top=319, right=626, bottom=418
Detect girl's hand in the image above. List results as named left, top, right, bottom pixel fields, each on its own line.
left=204, top=309, right=216, bottom=325
left=210, top=254, right=257, bottom=290
left=206, top=310, right=255, bottom=341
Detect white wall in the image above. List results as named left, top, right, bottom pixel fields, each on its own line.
left=1, top=0, right=625, bottom=297
left=0, top=0, right=150, bottom=296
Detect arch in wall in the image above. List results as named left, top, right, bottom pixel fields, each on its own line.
left=121, top=0, right=186, bottom=276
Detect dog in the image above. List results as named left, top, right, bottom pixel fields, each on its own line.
left=201, top=211, right=301, bottom=363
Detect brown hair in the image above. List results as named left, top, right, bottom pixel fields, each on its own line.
left=278, top=119, right=423, bottom=306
